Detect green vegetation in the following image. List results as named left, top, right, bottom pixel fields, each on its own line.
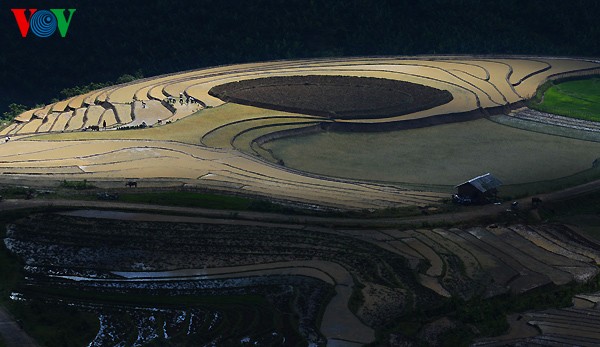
left=60, top=179, right=96, bottom=190
left=3, top=0, right=600, bottom=115
left=373, top=276, right=600, bottom=346
left=537, top=188, right=600, bottom=242
left=0, top=71, right=143, bottom=123
left=0, top=208, right=97, bottom=347
left=5, top=302, right=98, bottom=347
left=530, top=77, right=600, bottom=121
left=118, top=191, right=295, bottom=213
left=59, top=71, right=144, bottom=99
left=119, top=191, right=257, bottom=210
left=0, top=186, right=37, bottom=199
left=1, top=103, right=28, bottom=122
left=0, top=207, right=313, bottom=346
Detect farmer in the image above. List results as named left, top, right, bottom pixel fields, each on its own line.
left=103, top=120, right=107, bottom=129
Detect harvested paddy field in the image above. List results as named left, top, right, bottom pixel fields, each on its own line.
left=1, top=56, right=599, bottom=207
left=263, top=118, right=600, bottom=185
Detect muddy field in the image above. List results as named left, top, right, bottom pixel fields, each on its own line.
left=208, top=75, right=453, bottom=119
left=4, top=211, right=600, bottom=346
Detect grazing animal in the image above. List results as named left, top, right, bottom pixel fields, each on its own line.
left=126, top=181, right=137, bottom=188
left=89, top=125, right=100, bottom=131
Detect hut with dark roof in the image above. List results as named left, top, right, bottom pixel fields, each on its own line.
left=455, top=173, right=502, bottom=204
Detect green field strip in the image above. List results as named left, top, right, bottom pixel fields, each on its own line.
left=532, top=77, right=600, bottom=122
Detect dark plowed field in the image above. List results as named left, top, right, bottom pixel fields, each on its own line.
left=209, top=75, right=453, bottom=119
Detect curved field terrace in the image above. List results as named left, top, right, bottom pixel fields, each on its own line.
left=262, top=117, right=600, bottom=186
left=1, top=56, right=600, bottom=207
left=208, top=75, right=453, bottom=119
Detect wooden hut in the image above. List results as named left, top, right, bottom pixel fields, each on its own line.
left=455, top=173, right=502, bottom=204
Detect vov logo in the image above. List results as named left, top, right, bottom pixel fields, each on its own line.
left=11, top=9, right=76, bottom=38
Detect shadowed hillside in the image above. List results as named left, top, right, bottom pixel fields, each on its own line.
left=1, top=0, right=599, bottom=114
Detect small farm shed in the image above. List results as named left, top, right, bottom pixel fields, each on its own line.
left=455, top=173, right=502, bottom=203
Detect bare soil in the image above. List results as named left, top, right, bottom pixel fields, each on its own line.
left=208, top=75, right=453, bottom=119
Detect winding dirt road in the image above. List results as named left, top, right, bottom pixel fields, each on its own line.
left=1, top=176, right=599, bottom=227
left=1, top=178, right=599, bottom=346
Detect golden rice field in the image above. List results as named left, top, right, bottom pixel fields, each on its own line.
left=2, top=56, right=600, bottom=208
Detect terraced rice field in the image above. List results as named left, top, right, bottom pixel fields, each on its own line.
left=476, top=292, right=600, bottom=346
left=6, top=212, right=600, bottom=346
left=264, top=118, right=600, bottom=185
left=1, top=56, right=599, bottom=207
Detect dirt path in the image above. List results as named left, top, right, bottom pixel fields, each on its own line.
left=0, top=307, right=39, bottom=347
left=1, top=180, right=599, bottom=347
left=2, top=178, right=600, bottom=228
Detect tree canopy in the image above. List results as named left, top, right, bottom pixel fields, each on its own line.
left=1, top=0, right=598, bottom=113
